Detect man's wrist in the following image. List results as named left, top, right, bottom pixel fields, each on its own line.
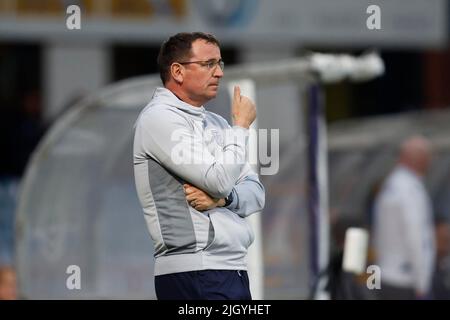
left=232, top=118, right=250, bottom=129
left=216, top=198, right=226, bottom=207
left=214, top=191, right=234, bottom=208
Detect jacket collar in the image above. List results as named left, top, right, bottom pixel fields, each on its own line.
left=152, top=87, right=205, bottom=117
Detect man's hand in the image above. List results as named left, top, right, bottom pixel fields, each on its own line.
left=231, top=86, right=256, bottom=129
left=184, top=184, right=226, bottom=211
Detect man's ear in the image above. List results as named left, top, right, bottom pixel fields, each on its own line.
left=170, top=63, right=184, bottom=84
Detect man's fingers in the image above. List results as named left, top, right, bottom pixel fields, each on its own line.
left=233, top=86, right=241, bottom=103
left=184, top=186, right=196, bottom=195
left=194, top=201, right=206, bottom=211
left=186, top=194, right=196, bottom=202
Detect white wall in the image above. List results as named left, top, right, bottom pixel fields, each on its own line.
left=43, top=43, right=110, bottom=122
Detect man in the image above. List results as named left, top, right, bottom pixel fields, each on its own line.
left=133, top=32, right=265, bottom=300
left=372, top=136, right=435, bottom=299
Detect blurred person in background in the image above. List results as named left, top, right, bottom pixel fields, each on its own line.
left=0, top=265, right=17, bottom=300
left=1, top=89, right=44, bottom=278
left=133, top=32, right=265, bottom=300
left=372, top=136, right=435, bottom=299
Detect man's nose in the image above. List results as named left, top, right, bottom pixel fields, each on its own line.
left=214, top=66, right=224, bottom=78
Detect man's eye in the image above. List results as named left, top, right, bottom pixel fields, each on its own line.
left=207, top=61, right=215, bottom=68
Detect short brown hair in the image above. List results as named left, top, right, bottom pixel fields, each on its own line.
left=157, top=32, right=220, bottom=84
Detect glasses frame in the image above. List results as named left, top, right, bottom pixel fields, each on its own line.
left=178, top=59, right=224, bottom=71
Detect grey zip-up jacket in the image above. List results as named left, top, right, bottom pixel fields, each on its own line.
left=133, top=87, right=265, bottom=276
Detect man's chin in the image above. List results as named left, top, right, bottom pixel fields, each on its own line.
left=208, top=87, right=219, bottom=97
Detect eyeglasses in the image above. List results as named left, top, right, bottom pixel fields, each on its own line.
left=179, top=59, right=224, bottom=71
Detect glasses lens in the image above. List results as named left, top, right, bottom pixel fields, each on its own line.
left=207, top=60, right=224, bottom=71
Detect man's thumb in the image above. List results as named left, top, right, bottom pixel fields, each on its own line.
left=233, top=86, right=241, bottom=102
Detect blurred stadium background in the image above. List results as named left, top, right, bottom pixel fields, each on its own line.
left=1, top=0, right=450, bottom=299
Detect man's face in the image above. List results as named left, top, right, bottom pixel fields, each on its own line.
left=180, top=39, right=223, bottom=106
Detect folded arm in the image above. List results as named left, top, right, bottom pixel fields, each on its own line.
left=135, top=108, right=249, bottom=199
left=184, top=172, right=265, bottom=218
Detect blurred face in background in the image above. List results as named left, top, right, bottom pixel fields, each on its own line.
left=399, top=136, right=432, bottom=176
left=0, top=267, right=17, bottom=300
